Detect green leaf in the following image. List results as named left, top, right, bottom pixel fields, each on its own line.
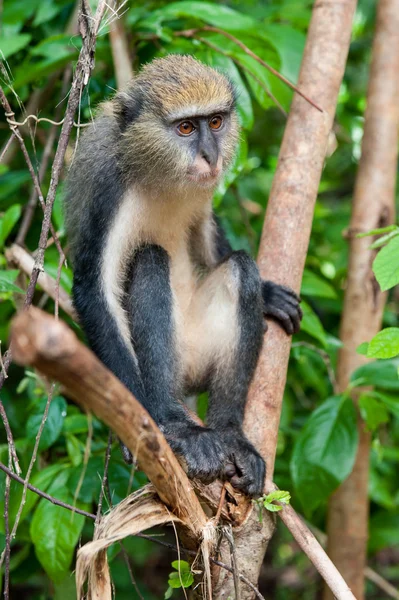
left=20, top=464, right=67, bottom=524
left=356, top=342, right=369, bottom=355
left=290, top=395, right=358, bottom=514
left=366, top=328, right=399, bottom=359
left=62, top=414, right=89, bottom=434
left=358, top=394, right=389, bottom=431
left=369, top=230, right=399, bottom=249
left=67, top=456, right=104, bottom=503
left=3, top=0, right=41, bottom=26
left=33, top=0, right=63, bottom=26
left=263, top=502, right=282, bottom=512
left=264, top=490, right=291, bottom=505
left=373, top=235, right=399, bottom=291
left=372, top=391, right=399, bottom=419
left=0, top=204, right=21, bottom=248
left=171, top=560, right=190, bottom=572
left=0, top=171, right=31, bottom=202
left=165, top=586, right=173, bottom=599
left=0, top=270, right=24, bottom=293
left=351, top=359, right=399, bottom=391
left=299, top=300, right=327, bottom=346
left=369, top=512, right=399, bottom=552
left=168, top=571, right=194, bottom=589
left=66, top=434, right=83, bottom=467
left=26, top=396, right=67, bottom=451
left=262, top=24, right=305, bottom=83
left=30, top=495, right=85, bottom=583
left=301, top=269, right=337, bottom=299
left=149, top=2, right=255, bottom=32
left=0, top=34, right=31, bottom=59
left=356, top=225, right=398, bottom=238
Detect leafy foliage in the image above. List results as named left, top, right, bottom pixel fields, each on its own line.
left=1, top=0, right=398, bottom=597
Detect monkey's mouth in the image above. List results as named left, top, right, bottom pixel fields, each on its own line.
left=187, top=169, right=221, bottom=185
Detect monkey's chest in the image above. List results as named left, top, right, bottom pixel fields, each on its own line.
left=169, top=243, right=197, bottom=316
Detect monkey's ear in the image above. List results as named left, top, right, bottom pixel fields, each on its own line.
left=114, top=89, right=144, bottom=131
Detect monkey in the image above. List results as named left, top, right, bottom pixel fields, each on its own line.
left=64, top=54, right=302, bottom=497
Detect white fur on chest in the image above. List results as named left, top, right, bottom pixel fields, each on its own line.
left=101, top=187, right=211, bottom=350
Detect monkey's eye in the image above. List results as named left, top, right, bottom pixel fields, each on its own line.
left=177, top=121, right=195, bottom=136
left=209, top=115, right=223, bottom=130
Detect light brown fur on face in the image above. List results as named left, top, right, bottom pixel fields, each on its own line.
left=115, top=54, right=240, bottom=190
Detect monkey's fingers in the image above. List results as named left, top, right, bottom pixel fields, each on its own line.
left=265, top=304, right=302, bottom=335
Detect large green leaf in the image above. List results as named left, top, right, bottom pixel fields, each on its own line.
left=0, top=204, right=21, bottom=248
left=290, top=395, right=358, bottom=514
left=366, top=328, right=399, bottom=359
left=373, top=235, right=399, bottom=291
left=26, top=396, right=67, bottom=451
left=141, top=2, right=256, bottom=32
left=369, top=512, right=399, bottom=552
left=262, top=24, right=305, bottom=83
left=351, top=359, right=399, bottom=391
left=0, top=34, right=31, bottom=59
left=358, top=394, right=389, bottom=431
left=0, top=270, right=24, bottom=293
left=299, top=300, right=327, bottom=346
left=301, top=269, right=337, bottom=299
left=372, top=391, right=399, bottom=419
left=30, top=495, right=85, bottom=583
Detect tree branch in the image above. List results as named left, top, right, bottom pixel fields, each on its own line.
left=11, top=307, right=208, bottom=538
left=0, top=0, right=107, bottom=391
left=245, top=0, right=358, bottom=479
left=6, top=244, right=76, bottom=319
left=325, top=0, right=399, bottom=596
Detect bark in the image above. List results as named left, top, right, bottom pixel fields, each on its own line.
left=11, top=307, right=207, bottom=537
left=109, top=16, right=134, bottom=89
left=217, top=1, right=359, bottom=596
left=244, top=0, right=358, bottom=478
left=11, top=308, right=358, bottom=600
left=6, top=245, right=76, bottom=319
left=324, top=1, right=399, bottom=597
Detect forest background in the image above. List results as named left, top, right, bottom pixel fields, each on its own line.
left=0, top=0, right=398, bottom=598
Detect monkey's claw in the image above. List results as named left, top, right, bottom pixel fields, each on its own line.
left=221, top=430, right=266, bottom=497
left=164, top=422, right=225, bottom=483
left=262, top=280, right=302, bottom=335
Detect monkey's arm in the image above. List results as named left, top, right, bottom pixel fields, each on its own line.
left=211, top=213, right=302, bottom=334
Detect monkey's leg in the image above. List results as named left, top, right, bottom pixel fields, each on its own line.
left=73, top=269, right=150, bottom=463
left=212, top=213, right=302, bottom=334
left=126, top=245, right=225, bottom=482
left=186, top=250, right=266, bottom=497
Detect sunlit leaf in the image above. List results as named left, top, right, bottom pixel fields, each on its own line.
left=291, top=395, right=358, bottom=514
left=373, top=235, right=399, bottom=291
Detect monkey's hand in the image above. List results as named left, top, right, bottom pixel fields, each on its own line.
left=163, top=422, right=225, bottom=483
left=221, top=429, right=266, bottom=498
left=262, top=280, right=302, bottom=335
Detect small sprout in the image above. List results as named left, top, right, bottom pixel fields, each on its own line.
left=165, top=560, right=194, bottom=598
left=252, top=490, right=291, bottom=522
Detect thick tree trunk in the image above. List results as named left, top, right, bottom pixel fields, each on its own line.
left=219, top=1, right=358, bottom=596
left=245, top=0, right=357, bottom=478
left=324, top=1, right=399, bottom=598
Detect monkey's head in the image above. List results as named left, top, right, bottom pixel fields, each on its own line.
left=114, top=54, right=239, bottom=191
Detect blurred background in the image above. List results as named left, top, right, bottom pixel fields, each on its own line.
left=0, top=0, right=398, bottom=598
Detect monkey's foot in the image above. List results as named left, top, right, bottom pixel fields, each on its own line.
left=262, top=280, right=302, bottom=335
left=163, top=422, right=225, bottom=483
left=221, top=430, right=266, bottom=497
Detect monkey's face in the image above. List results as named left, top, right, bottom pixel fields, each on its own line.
left=120, top=107, right=239, bottom=192
left=116, top=55, right=240, bottom=193
left=170, top=110, right=238, bottom=189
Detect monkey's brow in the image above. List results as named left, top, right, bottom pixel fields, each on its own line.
left=166, top=102, right=233, bottom=122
